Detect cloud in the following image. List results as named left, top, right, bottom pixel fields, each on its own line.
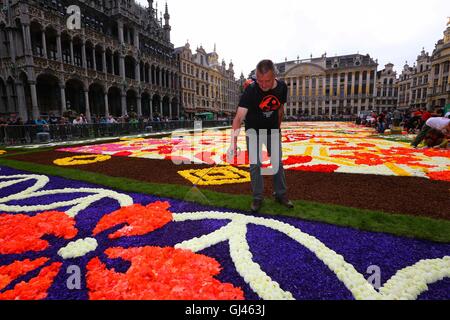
left=137, top=0, right=449, bottom=76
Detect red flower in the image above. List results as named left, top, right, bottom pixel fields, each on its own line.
left=194, top=151, right=217, bottom=165
left=427, top=171, right=450, bottom=182
left=422, top=149, right=450, bottom=158
left=141, top=145, right=174, bottom=155
left=289, top=164, right=339, bottom=173
left=0, top=263, right=61, bottom=300
left=357, top=143, right=376, bottom=147
left=0, top=211, right=77, bottom=255
left=334, top=152, right=384, bottom=166
left=0, top=202, right=244, bottom=300
left=0, top=211, right=77, bottom=300
left=334, top=149, right=422, bottom=167
left=0, top=258, right=49, bottom=291
left=330, top=146, right=363, bottom=151
left=93, top=202, right=172, bottom=239
left=379, top=147, right=417, bottom=156
left=113, top=151, right=133, bottom=157
left=86, top=247, right=244, bottom=300
left=283, top=156, right=313, bottom=166
left=157, top=145, right=174, bottom=155
left=283, top=134, right=314, bottom=143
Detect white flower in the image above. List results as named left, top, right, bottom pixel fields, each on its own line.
left=58, top=238, right=98, bottom=259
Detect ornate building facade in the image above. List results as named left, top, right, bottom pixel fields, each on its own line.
left=175, top=42, right=239, bottom=119
left=269, top=54, right=378, bottom=117
left=397, top=21, right=449, bottom=111
left=0, top=0, right=180, bottom=121
left=428, top=20, right=450, bottom=109
left=411, top=49, right=431, bottom=110
left=375, top=63, right=397, bottom=111
left=397, top=53, right=431, bottom=110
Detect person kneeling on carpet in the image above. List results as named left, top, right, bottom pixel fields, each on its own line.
left=422, top=128, right=449, bottom=149
left=411, top=116, right=450, bottom=148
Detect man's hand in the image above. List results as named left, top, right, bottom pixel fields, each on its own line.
left=227, top=143, right=240, bottom=158
left=227, top=107, right=247, bottom=163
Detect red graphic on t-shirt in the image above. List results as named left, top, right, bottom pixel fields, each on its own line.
left=259, top=95, right=281, bottom=112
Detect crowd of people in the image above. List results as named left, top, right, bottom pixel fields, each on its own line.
left=0, top=112, right=187, bottom=145
left=356, top=107, right=450, bottom=149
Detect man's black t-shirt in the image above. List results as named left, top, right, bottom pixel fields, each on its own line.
left=238, top=80, right=287, bottom=130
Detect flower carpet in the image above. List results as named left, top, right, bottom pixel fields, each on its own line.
left=57, top=122, right=450, bottom=182
left=0, top=166, right=449, bottom=300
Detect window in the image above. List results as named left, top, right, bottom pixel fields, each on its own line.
left=434, top=65, right=440, bottom=75
left=362, top=71, right=367, bottom=82
left=347, top=73, right=352, bottom=82
left=444, top=62, right=450, bottom=73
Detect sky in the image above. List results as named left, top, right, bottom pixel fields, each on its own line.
left=136, top=0, right=449, bottom=77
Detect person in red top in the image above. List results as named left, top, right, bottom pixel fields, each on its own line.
left=421, top=108, right=432, bottom=122
left=413, top=109, right=423, bottom=118
left=420, top=108, right=432, bottom=129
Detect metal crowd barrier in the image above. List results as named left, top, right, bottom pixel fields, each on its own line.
left=0, top=120, right=233, bottom=146
left=285, top=116, right=358, bottom=122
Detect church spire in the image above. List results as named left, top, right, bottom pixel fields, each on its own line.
left=164, top=2, right=170, bottom=26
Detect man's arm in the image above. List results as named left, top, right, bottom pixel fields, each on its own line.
left=229, top=107, right=248, bottom=153
left=278, top=104, right=285, bottom=128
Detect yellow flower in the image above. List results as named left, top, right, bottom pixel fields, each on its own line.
left=53, top=154, right=111, bottom=166
left=178, top=166, right=250, bottom=185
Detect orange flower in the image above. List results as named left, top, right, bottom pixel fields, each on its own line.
left=0, top=202, right=244, bottom=300
left=427, top=171, right=450, bottom=182
left=86, top=246, right=244, bottom=300
left=334, top=150, right=422, bottom=167
left=93, top=202, right=172, bottom=239
left=290, top=164, right=339, bottom=173
left=283, top=155, right=313, bottom=166
left=0, top=263, right=62, bottom=300
left=357, top=143, right=376, bottom=147
left=0, top=258, right=49, bottom=291
left=422, top=149, right=450, bottom=158
left=0, top=211, right=77, bottom=300
left=0, top=211, right=78, bottom=255
left=330, top=146, right=363, bottom=151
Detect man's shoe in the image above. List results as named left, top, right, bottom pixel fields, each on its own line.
left=274, top=194, right=294, bottom=209
left=251, top=199, right=263, bottom=213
